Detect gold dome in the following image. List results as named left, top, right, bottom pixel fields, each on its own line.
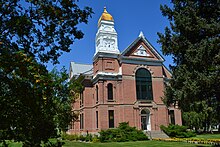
left=98, top=7, right=114, bottom=24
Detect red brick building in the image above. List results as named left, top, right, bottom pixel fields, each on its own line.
left=68, top=7, right=182, bottom=135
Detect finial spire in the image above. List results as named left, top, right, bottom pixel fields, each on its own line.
left=139, top=31, right=145, bottom=38
left=104, top=6, right=107, bottom=13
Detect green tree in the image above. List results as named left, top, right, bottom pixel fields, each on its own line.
left=50, top=68, right=83, bottom=132
left=158, top=0, right=220, bottom=132
left=0, top=0, right=92, bottom=64
left=0, top=52, right=83, bottom=146
left=0, top=0, right=92, bottom=146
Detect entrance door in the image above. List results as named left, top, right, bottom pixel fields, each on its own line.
left=141, top=116, right=147, bottom=130
left=141, top=109, right=151, bottom=131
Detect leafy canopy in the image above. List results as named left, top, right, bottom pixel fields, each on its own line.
left=0, top=0, right=93, bottom=146
left=158, top=0, right=220, bottom=131
left=1, top=0, right=93, bottom=64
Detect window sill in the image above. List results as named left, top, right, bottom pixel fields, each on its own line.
left=138, top=100, right=153, bottom=103
left=107, top=100, right=116, bottom=102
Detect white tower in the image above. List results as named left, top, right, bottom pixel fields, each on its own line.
left=95, top=7, right=119, bottom=55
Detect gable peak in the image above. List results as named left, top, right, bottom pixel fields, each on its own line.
left=139, top=31, right=145, bottom=38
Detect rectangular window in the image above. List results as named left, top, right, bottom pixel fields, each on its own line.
left=107, top=83, right=113, bottom=100
left=82, top=113, right=84, bottom=129
left=80, top=114, right=82, bottom=129
left=96, top=86, right=98, bottom=103
left=80, top=91, right=84, bottom=107
left=96, top=111, right=98, bottom=129
left=169, top=110, right=175, bottom=125
left=108, top=110, right=114, bottom=128
left=82, top=92, right=84, bottom=107
left=80, top=113, right=84, bottom=129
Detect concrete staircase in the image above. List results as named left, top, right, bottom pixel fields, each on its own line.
left=145, top=130, right=169, bottom=139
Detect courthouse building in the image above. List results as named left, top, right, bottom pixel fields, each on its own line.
left=68, top=7, right=182, bottom=135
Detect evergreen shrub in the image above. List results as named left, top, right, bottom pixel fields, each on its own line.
left=160, top=124, right=196, bottom=138
left=61, top=133, right=79, bottom=141
left=99, top=122, right=148, bottom=142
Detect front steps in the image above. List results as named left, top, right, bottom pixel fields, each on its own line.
left=145, top=130, right=169, bottom=139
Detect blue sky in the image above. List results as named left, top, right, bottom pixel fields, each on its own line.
left=47, top=0, right=173, bottom=71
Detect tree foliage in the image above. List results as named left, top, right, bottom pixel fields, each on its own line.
left=0, top=0, right=92, bottom=146
left=0, top=57, right=83, bottom=146
left=0, top=0, right=92, bottom=64
left=158, top=0, right=220, bottom=131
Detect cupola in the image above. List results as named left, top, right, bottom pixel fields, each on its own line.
left=94, top=7, right=119, bottom=56
left=98, top=7, right=114, bottom=26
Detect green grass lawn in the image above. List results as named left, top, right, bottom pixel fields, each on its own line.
left=2, top=133, right=220, bottom=147
left=63, top=140, right=211, bottom=147
left=1, top=140, right=211, bottom=147
left=194, top=133, right=220, bottom=139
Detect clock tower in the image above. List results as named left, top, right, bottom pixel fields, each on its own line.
left=95, top=7, right=119, bottom=55
left=93, top=7, right=121, bottom=86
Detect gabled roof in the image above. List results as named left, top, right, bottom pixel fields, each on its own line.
left=121, top=32, right=165, bottom=62
left=69, top=62, right=93, bottom=79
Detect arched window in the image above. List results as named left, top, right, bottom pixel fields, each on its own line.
left=135, top=68, right=153, bottom=100
left=107, top=83, right=113, bottom=100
